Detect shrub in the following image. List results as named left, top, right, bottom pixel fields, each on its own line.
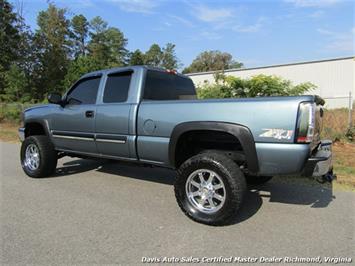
left=0, top=103, right=34, bottom=123
left=197, top=73, right=316, bottom=99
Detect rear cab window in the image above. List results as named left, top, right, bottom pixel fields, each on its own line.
left=103, top=71, right=132, bottom=103
left=143, top=70, right=197, bottom=100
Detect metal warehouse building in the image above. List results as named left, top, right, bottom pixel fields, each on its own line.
left=187, top=57, right=354, bottom=109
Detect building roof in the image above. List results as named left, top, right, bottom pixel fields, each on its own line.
left=186, top=56, right=354, bottom=77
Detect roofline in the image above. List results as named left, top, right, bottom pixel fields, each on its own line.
left=186, top=56, right=354, bottom=77
left=81, top=65, right=188, bottom=78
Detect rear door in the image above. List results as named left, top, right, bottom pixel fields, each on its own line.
left=95, top=71, right=133, bottom=158
left=51, top=75, right=101, bottom=154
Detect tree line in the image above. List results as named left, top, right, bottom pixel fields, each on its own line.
left=0, top=0, right=243, bottom=103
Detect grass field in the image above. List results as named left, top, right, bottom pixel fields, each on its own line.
left=1, top=121, right=354, bottom=190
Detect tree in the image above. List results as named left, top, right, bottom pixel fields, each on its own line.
left=2, top=64, right=27, bottom=102
left=70, top=14, right=89, bottom=57
left=87, top=16, right=108, bottom=67
left=129, top=49, right=145, bottom=65
left=143, top=43, right=179, bottom=69
left=104, top=27, right=128, bottom=67
left=144, top=43, right=163, bottom=67
left=0, top=0, right=34, bottom=102
left=0, top=2, right=185, bottom=104
left=63, top=55, right=102, bottom=90
left=88, top=16, right=128, bottom=68
left=89, top=16, right=107, bottom=35
left=182, top=50, right=243, bottom=74
left=32, top=3, right=71, bottom=98
left=0, top=0, right=22, bottom=95
left=161, top=43, right=179, bottom=69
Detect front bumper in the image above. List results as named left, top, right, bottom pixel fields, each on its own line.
left=302, top=140, right=335, bottom=180
left=18, top=128, right=25, bottom=142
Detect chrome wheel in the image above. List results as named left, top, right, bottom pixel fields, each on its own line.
left=24, top=144, right=40, bottom=171
left=185, top=169, right=226, bottom=214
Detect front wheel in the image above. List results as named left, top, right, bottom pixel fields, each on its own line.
left=174, top=152, right=246, bottom=225
left=20, top=135, right=58, bottom=178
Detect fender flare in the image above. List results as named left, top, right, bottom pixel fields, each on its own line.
left=24, top=119, right=51, bottom=137
left=168, top=121, right=259, bottom=174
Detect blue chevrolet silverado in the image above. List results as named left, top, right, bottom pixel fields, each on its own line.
left=19, top=66, right=334, bottom=225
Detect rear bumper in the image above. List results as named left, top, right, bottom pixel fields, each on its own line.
left=302, top=140, right=334, bottom=178
left=18, top=128, right=25, bottom=142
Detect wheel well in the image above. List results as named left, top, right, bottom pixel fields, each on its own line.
left=174, top=130, right=245, bottom=168
left=25, top=122, right=46, bottom=138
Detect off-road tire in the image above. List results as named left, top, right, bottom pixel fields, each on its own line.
left=246, top=175, right=273, bottom=185
left=21, top=135, right=57, bottom=178
left=174, top=152, right=246, bottom=225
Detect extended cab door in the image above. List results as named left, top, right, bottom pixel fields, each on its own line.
left=51, top=75, right=101, bottom=154
left=95, top=70, right=134, bottom=158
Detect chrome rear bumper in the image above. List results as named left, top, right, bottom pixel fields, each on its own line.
left=302, top=140, right=334, bottom=180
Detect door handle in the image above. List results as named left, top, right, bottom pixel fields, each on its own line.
left=85, top=110, right=94, bottom=118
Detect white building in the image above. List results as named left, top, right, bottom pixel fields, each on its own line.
left=187, top=57, right=354, bottom=109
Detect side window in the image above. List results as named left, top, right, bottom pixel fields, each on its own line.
left=103, top=71, right=132, bottom=103
left=67, top=77, right=101, bottom=105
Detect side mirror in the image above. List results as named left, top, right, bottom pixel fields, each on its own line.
left=48, top=93, right=62, bottom=104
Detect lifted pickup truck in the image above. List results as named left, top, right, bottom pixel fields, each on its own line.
left=19, top=66, right=334, bottom=225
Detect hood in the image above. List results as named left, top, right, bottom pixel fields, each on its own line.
left=24, top=104, right=52, bottom=113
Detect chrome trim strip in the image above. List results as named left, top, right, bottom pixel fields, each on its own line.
left=139, top=159, right=165, bottom=165
left=96, top=138, right=126, bottom=144
left=55, top=148, right=138, bottom=162
left=52, top=134, right=93, bottom=141
left=51, top=130, right=126, bottom=143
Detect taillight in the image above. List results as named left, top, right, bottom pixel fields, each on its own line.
left=296, top=102, right=315, bottom=143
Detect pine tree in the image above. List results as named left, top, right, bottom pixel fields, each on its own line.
left=71, top=14, right=89, bottom=57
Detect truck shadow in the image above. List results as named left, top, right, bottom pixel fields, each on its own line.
left=228, top=181, right=334, bottom=225
left=55, top=158, right=176, bottom=184
left=253, top=180, right=335, bottom=208
left=55, top=158, right=335, bottom=225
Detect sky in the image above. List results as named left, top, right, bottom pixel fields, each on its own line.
left=13, top=0, right=355, bottom=69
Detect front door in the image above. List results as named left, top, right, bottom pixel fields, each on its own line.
left=51, top=76, right=101, bottom=154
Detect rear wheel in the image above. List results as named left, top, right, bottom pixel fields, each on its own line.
left=21, top=136, right=57, bottom=178
left=246, top=175, right=273, bottom=185
left=174, top=152, right=246, bottom=225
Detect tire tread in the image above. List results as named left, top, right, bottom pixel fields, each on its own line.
left=21, top=135, right=57, bottom=178
left=175, top=152, right=246, bottom=225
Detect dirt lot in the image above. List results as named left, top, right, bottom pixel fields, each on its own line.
left=332, top=142, right=355, bottom=187
left=0, top=122, right=19, bottom=142
left=1, top=122, right=354, bottom=189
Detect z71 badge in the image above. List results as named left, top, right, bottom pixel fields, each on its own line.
left=259, top=128, right=294, bottom=140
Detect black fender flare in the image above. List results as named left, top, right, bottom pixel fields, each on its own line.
left=168, top=121, right=259, bottom=174
left=24, top=119, right=51, bottom=137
